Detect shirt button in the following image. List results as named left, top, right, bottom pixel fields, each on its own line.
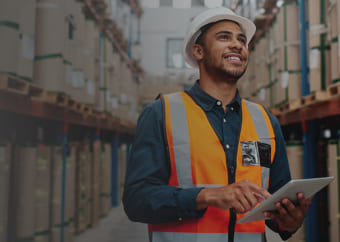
left=230, top=107, right=234, bottom=111
left=230, top=166, right=235, bottom=175
left=223, top=118, right=227, bottom=123
left=216, top=101, right=222, bottom=106
left=226, top=144, right=230, bottom=149
left=178, top=217, right=183, bottom=221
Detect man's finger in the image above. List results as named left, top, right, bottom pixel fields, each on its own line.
left=281, top=198, right=296, bottom=214
left=275, top=201, right=289, bottom=216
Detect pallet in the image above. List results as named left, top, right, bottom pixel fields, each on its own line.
left=28, top=84, right=46, bottom=100
left=302, top=90, right=330, bottom=105
left=327, top=83, right=340, bottom=97
left=270, top=108, right=280, bottom=116
left=46, top=92, right=69, bottom=106
left=66, top=98, right=77, bottom=110
left=83, top=105, right=94, bottom=115
left=289, top=99, right=303, bottom=111
left=0, top=74, right=29, bottom=95
left=278, top=103, right=289, bottom=113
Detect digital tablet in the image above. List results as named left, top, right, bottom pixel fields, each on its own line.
left=237, top=176, right=334, bottom=224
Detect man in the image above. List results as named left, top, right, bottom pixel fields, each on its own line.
left=123, top=7, right=312, bottom=242
left=241, top=142, right=258, bottom=165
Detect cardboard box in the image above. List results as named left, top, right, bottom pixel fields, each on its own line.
left=91, top=141, right=101, bottom=227
left=85, top=146, right=93, bottom=229
left=331, top=41, right=339, bottom=83
left=65, top=144, right=76, bottom=242
left=308, top=0, right=322, bottom=48
left=330, top=1, right=340, bottom=84
left=34, top=57, right=66, bottom=92
left=0, top=26, right=19, bottom=75
left=286, top=141, right=305, bottom=242
left=16, top=146, right=37, bottom=241
left=35, top=145, right=51, bottom=242
left=51, top=146, right=62, bottom=242
left=286, top=141, right=304, bottom=179
left=17, top=0, right=36, bottom=82
left=35, top=2, right=65, bottom=55
left=100, top=144, right=112, bottom=216
left=0, top=143, right=10, bottom=242
left=272, top=75, right=286, bottom=106
left=0, top=0, right=18, bottom=22
left=286, top=45, right=301, bottom=71
left=288, top=73, right=302, bottom=101
left=285, top=2, right=300, bottom=43
left=119, top=144, right=127, bottom=203
left=328, top=140, right=339, bottom=242
left=84, top=19, right=96, bottom=85
left=309, top=48, right=331, bottom=92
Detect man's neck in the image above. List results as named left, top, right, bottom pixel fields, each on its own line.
left=199, top=77, right=237, bottom=109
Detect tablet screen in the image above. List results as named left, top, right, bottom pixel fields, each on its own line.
left=237, top=176, right=334, bottom=224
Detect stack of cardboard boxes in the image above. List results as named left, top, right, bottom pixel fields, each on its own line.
left=0, top=140, right=114, bottom=242
left=240, top=0, right=340, bottom=109
left=0, top=0, right=140, bottom=123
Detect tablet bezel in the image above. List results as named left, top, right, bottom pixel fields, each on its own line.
left=237, top=176, right=334, bottom=224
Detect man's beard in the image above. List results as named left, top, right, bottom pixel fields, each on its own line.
left=203, top=49, right=247, bottom=84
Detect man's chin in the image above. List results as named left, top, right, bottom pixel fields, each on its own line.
left=223, top=68, right=246, bottom=80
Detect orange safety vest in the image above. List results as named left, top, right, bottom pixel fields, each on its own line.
left=149, top=92, right=276, bottom=242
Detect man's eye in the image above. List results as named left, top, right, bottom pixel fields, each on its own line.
left=219, top=35, right=229, bottom=40
left=239, top=38, right=246, bottom=44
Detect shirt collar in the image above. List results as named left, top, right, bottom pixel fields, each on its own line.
left=186, top=80, right=241, bottom=112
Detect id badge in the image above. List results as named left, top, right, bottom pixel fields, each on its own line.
left=241, top=141, right=271, bottom=168
left=241, top=141, right=260, bottom=166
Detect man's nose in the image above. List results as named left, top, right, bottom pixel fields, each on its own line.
left=229, top=38, right=242, bottom=50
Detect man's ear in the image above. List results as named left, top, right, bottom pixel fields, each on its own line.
left=192, top=44, right=204, bottom=62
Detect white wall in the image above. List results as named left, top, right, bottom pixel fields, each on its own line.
left=140, top=7, right=202, bottom=78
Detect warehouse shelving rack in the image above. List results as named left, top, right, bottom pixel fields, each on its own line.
left=236, top=0, right=340, bottom=241
left=0, top=1, right=143, bottom=242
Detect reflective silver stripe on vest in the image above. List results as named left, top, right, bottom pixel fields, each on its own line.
left=183, top=184, right=225, bottom=189
left=243, top=100, right=271, bottom=189
left=167, top=93, right=193, bottom=187
left=151, top=232, right=264, bottom=242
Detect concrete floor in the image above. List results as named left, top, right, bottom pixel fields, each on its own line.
left=74, top=205, right=149, bottom=242
left=74, top=205, right=297, bottom=242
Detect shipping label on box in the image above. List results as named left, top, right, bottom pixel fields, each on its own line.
left=37, top=157, right=48, bottom=170
left=310, top=49, right=319, bottom=69
left=87, top=79, right=95, bottom=96
left=72, top=70, right=85, bottom=88
left=259, top=88, right=266, bottom=101
left=281, top=72, right=289, bottom=88
left=112, top=97, right=119, bottom=109
left=21, top=34, right=35, bottom=60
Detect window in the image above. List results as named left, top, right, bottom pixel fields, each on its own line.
left=166, top=38, right=190, bottom=69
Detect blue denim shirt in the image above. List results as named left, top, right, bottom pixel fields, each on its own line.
left=123, top=81, right=292, bottom=239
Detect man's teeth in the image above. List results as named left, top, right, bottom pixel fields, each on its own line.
left=227, top=56, right=241, bottom=61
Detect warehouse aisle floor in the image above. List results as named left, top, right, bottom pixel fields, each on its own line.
left=74, top=205, right=149, bottom=242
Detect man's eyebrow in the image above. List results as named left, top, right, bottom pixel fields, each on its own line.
left=215, top=31, right=247, bottom=40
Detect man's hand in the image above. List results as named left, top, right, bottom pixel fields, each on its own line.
left=196, top=180, right=271, bottom=213
left=263, top=192, right=313, bottom=233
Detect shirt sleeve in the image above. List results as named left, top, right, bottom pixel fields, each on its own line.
left=122, top=99, right=205, bottom=224
left=266, top=113, right=293, bottom=240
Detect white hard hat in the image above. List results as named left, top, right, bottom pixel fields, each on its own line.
left=183, top=7, right=256, bottom=68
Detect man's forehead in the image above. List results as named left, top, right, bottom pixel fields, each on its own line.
left=209, top=20, right=244, bottom=34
